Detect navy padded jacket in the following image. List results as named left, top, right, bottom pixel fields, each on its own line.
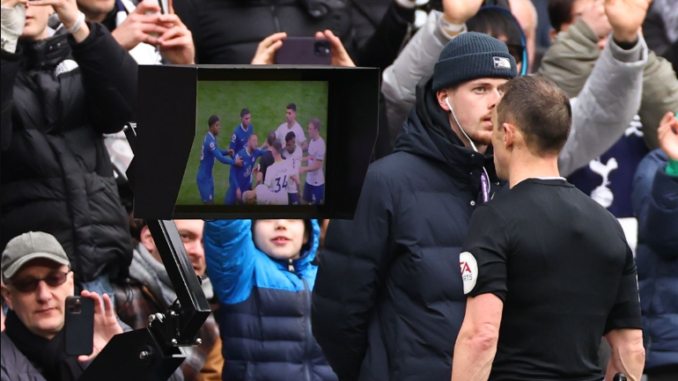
left=632, top=149, right=678, bottom=371
left=204, top=219, right=336, bottom=381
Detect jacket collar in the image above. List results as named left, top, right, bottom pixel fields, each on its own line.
left=20, top=31, right=71, bottom=70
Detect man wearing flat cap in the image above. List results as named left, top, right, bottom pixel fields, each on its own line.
left=0, top=231, right=124, bottom=381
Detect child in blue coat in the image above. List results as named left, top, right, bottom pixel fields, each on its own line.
left=204, top=219, right=337, bottom=381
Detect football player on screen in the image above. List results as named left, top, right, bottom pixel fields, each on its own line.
left=196, top=115, right=242, bottom=204
left=299, top=118, right=326, bottom=205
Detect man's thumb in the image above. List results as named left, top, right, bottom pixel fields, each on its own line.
left=135, top=0, right=161, bottom=14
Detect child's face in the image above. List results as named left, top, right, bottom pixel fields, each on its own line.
left=253, top=220, right=308, bottom=260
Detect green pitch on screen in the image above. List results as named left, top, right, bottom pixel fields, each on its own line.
left=176, top=81, right=329, bottom=205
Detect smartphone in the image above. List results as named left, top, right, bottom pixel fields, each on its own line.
left=65, top=296, right=94, bottom=356
left=143, top=0, right=169, bottom=15
left=275, top=37, right=332, bottom=65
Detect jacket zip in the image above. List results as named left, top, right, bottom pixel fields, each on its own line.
left=302, top=277, right=313, bottom=381
left=287, top=258, right=312, bottom=381
left=271, top=1, right=282, bottom=32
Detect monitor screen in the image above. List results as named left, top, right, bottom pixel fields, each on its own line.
left=177, top=80, right=329, bottom=207
left=133, top=65, right=379, bottom=220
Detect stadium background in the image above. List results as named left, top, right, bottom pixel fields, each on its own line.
left=177, top=81, right=329, bottom=205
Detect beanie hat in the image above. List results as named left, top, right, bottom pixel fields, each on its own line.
left=432, top=32, right=517, bottom=91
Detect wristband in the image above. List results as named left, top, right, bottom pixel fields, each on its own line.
left=667, top=159, right=678, bottom=177
left=439, top=16, right=467, bottom=38
left=395, top=0, right=416, bottom=9
left=66, top=11, right=85, bottom=34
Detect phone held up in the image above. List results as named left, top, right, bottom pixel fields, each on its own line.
left=275, top=37, right=332, bottom=65
left=65, top=296, right=95, bottom=356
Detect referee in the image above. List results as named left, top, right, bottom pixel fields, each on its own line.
left=451, top=76, right=644, bottom=381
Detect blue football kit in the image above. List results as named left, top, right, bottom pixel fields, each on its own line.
left=224, top=147, right=267, bottom=205
left=196, top=132, right=236, bottom=203
left=229, top=124, right=255, bottom=158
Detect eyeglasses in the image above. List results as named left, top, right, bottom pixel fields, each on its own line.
left=8, top=271, right=70, bottom=293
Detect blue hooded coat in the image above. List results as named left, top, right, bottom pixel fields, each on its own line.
left=204, top=219, right=336, bottom=381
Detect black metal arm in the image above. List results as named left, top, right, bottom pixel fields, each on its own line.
left=78, top=124, right=211, bottom=381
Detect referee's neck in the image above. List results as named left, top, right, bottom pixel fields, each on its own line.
left=508, top=155, right=560, bottom=189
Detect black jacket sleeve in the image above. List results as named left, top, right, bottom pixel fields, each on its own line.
left=69, top=22, right=138, bottom=134
left=312, top=167, right=394, bottom=381
left=353, top=2, right=414, bottom=70
left=1, top=49, right=22, bottom=151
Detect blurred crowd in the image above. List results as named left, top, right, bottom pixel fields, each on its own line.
left=1, top=1, right=677, bottom=381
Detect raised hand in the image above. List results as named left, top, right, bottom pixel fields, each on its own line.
left=1, top=0, right=27, bottom=6
left=581, top=0, right=612, bottom=39
left=658, top=112, right=678, bottom=161
left=251, top=32, right=287, bottom=65
left=604, top=0, right=652, bottom=42
left=111, top=1, right=166, bottom=50
left=315, top=29, right=354, bottom=67
left=77, top=290, right=123, bottom=363
left=442, top=0, right=484, bottom=25
left=28, top=0, right=78, bottom=29
left=157, top=0, right=194, bottom=64
left=28, top=0, right=89, bottom=41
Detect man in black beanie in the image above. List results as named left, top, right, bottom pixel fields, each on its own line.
left=312, top=31, right=518, bottom=381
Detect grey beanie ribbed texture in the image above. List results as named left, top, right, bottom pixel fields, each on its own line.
left=432, top=32, right=518, bottom=91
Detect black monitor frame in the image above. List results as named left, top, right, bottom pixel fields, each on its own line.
left=133, top=65, right=380, bottom=220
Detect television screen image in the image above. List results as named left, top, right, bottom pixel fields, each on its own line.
left=176, top=80, right=329, bottom=207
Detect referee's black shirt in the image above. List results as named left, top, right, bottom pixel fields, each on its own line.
left=461, top=178, right=641, bottom=381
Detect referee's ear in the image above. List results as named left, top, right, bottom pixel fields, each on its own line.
left=502, top=122, right=517, bottom=151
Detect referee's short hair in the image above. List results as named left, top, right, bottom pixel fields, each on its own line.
left=241, top=108, right=250, bottom=117
left=309, top=118, right=322, bottom=131
left=267, top=131, right=277, bottom=146
left=208, top=115, right=219, bottom=128
left=272, top=139, right=283, bottom=154
left=497, top=75, right=571, bottom=156
left=285, top=131, right=296, bottom=143
left=287, top=103, right=297, bottom=111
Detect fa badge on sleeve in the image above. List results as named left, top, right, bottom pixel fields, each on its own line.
left=459, top=252, right=478, bottom=294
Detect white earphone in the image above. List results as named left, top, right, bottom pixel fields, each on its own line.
left=445, top=97, right=478, bottom=153
left=445, top=97, right=492, bottom=198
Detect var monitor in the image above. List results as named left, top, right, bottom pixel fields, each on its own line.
left=131, top=65, right=380, bottom=220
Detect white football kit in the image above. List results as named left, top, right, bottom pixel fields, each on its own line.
left=275, top=122, right=306, bottom=147
left=263, top=159, right=296, bottom=204
left=306, top=137, right=326, bottom=186
left=282, top=146, right=303, bottom=194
